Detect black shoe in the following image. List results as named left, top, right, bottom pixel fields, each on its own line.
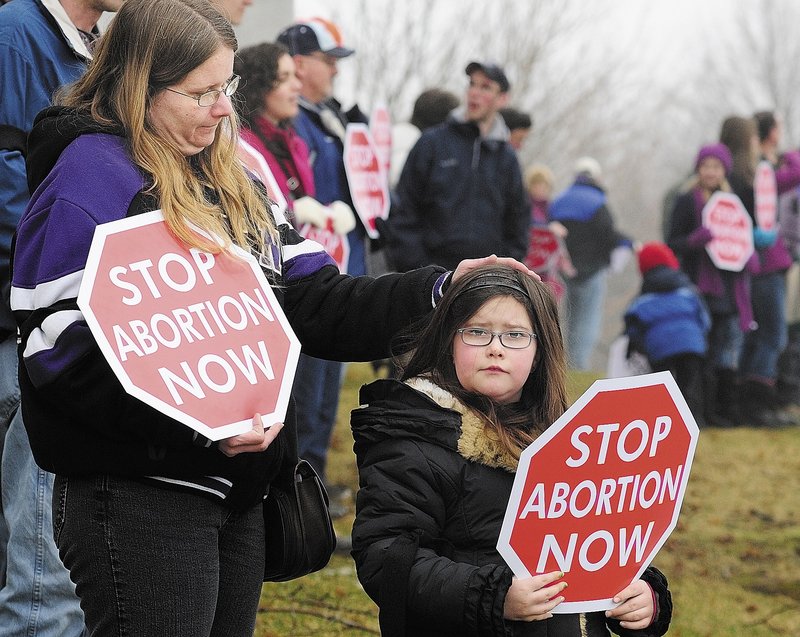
left=328, top=499, right=349, bottom=520
left=741, top=380, right=799, bottom=428
left=326, top=484, right=353, bottom=502
left=335, top=534, right=352, bottom=554
left=742, top=404, right=798, bottom=429
left=775, top=379, right=800, bottom=408
left=325, top=484, right=353, bottom=519
left=705, top=410, right=740, bottom=428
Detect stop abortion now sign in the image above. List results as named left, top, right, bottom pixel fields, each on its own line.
left=754, top=160, right=778, bottom=231
left=77, top=210, right=301, bottom=441
left=344, top=123, right=389, bottom=239
left=702, top=191, right=754, bottom=272
left=497, top=372, right=699, bottom=613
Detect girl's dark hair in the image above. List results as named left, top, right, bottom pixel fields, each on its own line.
left=234, top=41, right=291, bottom=127
left=719, top=115, right=757, bottom=183
left=396, top=265, right=568, bottom=457
left=753, top=110, right=777, bottom=143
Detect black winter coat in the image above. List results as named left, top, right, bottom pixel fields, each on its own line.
left=351, top=378, right=672, bottom=637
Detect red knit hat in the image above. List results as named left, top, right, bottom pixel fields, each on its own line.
left=638, top=242, right=679, bottom=274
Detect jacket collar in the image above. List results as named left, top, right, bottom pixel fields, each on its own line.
left=448, top=106, right=510, bottom=143
left=405, top=377, right=518, bottom=473
left=40, top=0, right=95, bottom=62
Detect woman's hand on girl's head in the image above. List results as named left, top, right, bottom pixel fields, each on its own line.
left=217, top=415, right=284, bottom=457
left=605, top=579, right=656, bottom=630
left=503, top=571, right=567, bottom=622
left=451, top=255, right=541, bottom=284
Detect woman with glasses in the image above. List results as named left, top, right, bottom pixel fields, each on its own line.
left=10, top=1, right=533, bottom=635
left=350, top=265, right=672, bottom=637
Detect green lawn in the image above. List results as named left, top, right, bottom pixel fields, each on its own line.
left=256, top=363, right=800, bottom=636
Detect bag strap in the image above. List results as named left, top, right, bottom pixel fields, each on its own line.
left=378, top=530, right=422, bottom=637
left=273, top=400, right=301, bottom=487
left=0, top=125, right=28, bottom=156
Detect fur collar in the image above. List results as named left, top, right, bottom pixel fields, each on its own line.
left=404, top=377, right=518, bottom=473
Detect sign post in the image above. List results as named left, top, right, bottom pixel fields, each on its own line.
left=344, top=123, right=389, bottom=239
left=701, top=191, right=754, bottom=272
left=497, top=372, right=698, bottom=613
left=78, top=210, right=301, bottom=441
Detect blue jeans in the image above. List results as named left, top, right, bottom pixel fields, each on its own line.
left=0, top=335, right=86, bottom=637
left=564, top=269, right=608, bottom=370
left=0, top=335, right=18, bottom=583
left=292, top=354, right=343, bottom=481
left=740, top=271, right=787, bottom=383
left=54, top=475, right=264, bottom=637
left=0, top=409, right=86, bottom=637
left=707, top=312, right=744, bottom=371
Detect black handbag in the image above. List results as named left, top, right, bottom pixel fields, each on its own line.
left=262, top=418, right=336, bottom=582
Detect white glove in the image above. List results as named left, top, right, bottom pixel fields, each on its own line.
left=292, top=196, right=328, bottom=229
left=610, top=245, right=632, bottom=273
left=547, top=220, right=569, bottom=239
left=328, top=200, right=357, bottom=235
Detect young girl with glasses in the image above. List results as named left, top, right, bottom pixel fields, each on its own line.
left=351, top=265, right=672, bottom=636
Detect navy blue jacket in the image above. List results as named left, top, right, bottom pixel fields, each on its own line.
left=388, top=110, right=529, bottom=271
left=549, top=178, right=630, bottom=280
left=293, top=99, right=368, bottom=275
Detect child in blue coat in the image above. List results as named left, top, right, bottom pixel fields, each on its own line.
left=624, top=242, right=710, bottom=425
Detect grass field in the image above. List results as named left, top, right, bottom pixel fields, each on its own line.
left=255, top=363, right=800, bottom=636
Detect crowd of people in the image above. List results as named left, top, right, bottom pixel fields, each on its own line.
left=4, top=0, right=796, bottom=635
left=1, top=1, right=540, bottom=634
left=653, top=114, right=800, bottom=430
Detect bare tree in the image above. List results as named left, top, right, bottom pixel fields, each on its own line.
left=697, top=0, right=800, bottom=145
left=320, top=0, right=792, bottom=368
left=330, top=1, right=664, bottom=191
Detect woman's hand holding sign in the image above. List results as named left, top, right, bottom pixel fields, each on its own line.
left=218, top=415, right=284, bottom=457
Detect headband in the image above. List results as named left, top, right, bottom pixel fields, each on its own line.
left=454, top=272, right=531, bottom=300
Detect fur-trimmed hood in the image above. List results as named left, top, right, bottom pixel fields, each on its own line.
left=351, top=377, right=519, bottom=473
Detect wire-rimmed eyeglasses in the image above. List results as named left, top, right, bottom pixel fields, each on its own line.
left=456, top=328, right=536, bottom=349
left=165, top=74, right=240, bottom=107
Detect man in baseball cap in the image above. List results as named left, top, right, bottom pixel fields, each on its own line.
left=465, top=61, right=510, bottom=93
left=387, top=56, right=529, bottom=274
left=277, top=17, right=354, bottom=58
left=276, top=17, right=364, bottom=536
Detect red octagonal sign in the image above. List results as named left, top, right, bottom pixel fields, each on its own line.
left=344, top=123, right=389, bottom=239
left=77, top=210, right=301, bottom=441
left=497, top=372, right=698, bottom=613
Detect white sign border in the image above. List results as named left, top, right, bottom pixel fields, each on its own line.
left=701, top=190, right=754, bottom=272
left=343, top=122, right=390, bottom=239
